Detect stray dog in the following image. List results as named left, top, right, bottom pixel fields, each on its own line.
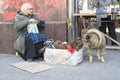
left=82, top=29, right=106, bottom=63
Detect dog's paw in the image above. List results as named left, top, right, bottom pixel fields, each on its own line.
left=89, top=59, right=93, bottom=62
left=100, top=57, right=105, bottom=63
left=89, top=56, right=93, bottom=62
left=101, top=59, right=105, bottom=63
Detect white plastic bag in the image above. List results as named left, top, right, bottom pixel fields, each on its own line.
left=27, top=24, right=39, bottom=33
left=44, top=48, right=83, bottom=65
left=66, top=49, right=83, bottom=65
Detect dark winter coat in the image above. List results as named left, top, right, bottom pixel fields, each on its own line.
left=13, top=11, right=39, bottom=54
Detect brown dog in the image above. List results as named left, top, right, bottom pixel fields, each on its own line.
left=53, top=40, right=67, bottom=49
left=68, top=37, right=83, bottom=51
left=82, top=29, right=106, bottom=63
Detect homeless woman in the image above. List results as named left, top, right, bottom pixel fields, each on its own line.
left=13, top=3, right=46, bottom=61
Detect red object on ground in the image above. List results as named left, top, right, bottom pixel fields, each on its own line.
left=67, top=45, right=75, bottom=54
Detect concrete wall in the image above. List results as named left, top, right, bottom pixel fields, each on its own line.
left=0, top=24, right=15, bottom=54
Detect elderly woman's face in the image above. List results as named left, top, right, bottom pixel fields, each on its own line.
left=28, top=7, right=34, bottom=15
left=21, top=3, right=34, bottom=15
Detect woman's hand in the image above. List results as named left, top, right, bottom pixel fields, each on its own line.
left=29, top=19, right=36, bottom=24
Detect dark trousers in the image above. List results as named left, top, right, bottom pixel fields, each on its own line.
left=100, top=17, right=117, bottom=45
left=18, top=37, right=45, bottom=61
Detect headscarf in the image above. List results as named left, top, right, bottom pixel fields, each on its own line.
left=21, top=3, right=33, bottom=15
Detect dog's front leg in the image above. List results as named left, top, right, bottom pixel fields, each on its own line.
left=96, top=49, right=100, bottom=60
left=87, top=47, right=93, bottom=62
left=99, top=48, right=105, bottom=63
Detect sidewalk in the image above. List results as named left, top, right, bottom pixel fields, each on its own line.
left=0, top=49, right=120, bottom=80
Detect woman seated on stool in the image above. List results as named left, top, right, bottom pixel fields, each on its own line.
left=13, top=3, right=46, bottom=61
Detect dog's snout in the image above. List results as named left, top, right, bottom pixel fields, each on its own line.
left=86, top=35, right=90, bottom=40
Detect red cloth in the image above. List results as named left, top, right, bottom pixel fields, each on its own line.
left=67, top=45, right=75, bottom=54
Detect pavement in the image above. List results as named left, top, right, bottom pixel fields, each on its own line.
left=0, top=48, right=120, bottom=80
